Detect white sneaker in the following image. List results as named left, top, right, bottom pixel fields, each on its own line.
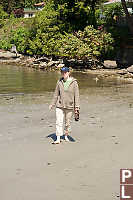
left=52, top=136, right=61, bottom=144
left=65, top=135, right=69, bottom=142
left=52, top=140, right=60, bottom=144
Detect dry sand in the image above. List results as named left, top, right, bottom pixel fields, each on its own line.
left=0, top=90, right=133, bottom=200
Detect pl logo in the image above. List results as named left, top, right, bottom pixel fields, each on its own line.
left=120, top=169, right=133, bottom=200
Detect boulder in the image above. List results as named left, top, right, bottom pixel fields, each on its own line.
left=47, top=60, right=60, bottom=67
left=39, top=62, right=47, bottom=69
left=0, top=51, right=16, bottom=59
left=127, top=66, right=133, bottom=73
left=103, top=60, right=117, bottom=69
left=0, top=51, right=23, bottom=60
left=117, top=69, right=128, bottom=75
left=33, top=56, right=50, bottom=64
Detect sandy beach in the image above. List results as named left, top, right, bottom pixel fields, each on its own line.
left=0, top=85, right=133, bottom=200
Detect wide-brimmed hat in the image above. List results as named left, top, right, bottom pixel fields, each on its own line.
left=60, top=67, right=69, bottom=72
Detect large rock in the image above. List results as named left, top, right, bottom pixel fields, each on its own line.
left=0, top=51, right=16, bottom=59
left=0, top=51, right=22, bottom=60
left=103, top=60, right=117, bottom=69
left=33, top=56, right=50, bottom=64
left=127, top=66, right=133, bottom=73
left=47, top=60, right=60, bottom=67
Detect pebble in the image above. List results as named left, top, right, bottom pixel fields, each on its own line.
left=47, top=162, right=52, bottom=166
left=115, top=142, right=119, bottom=144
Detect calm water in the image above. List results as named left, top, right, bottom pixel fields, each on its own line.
left=0, top=64, right=133, bottom=101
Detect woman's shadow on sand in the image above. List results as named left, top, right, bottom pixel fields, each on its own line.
left=46, top=133, right=76, bottom=142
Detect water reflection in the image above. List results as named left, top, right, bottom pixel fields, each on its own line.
left=0, top=64, right=133, bottom=101
left=0, top=64, right=60, bottom=94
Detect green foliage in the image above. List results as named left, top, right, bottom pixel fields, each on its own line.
left=0, top=0, right=114, bottom=61
left=0, top=16, right=33, bottom=51
left=24, top=2, right=114, bottom=58
left=55, top=1, right=91, bottom=31
left=24, top=0, right=40, bottom=8
left=96, top=3, right=128, bottom=59
left=10, top=27, right=29, bottom=53
left=98, top=3, right=124, bottom=26
left=58, top=25, right=114, bottom=60
left=0, top=39, right=12, bottom=50
left=0, top=6, right=8, bottom=28
left=53, top=0, right=106, bottom=31
left=25, top=1, right=62, bottom=55
left=0, top=0, right=42, bottom=13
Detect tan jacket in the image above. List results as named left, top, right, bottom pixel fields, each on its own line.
left=51, top=77, right=80, bottom=109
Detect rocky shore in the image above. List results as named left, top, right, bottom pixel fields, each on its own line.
left=1, top=49, right=133, bottom=82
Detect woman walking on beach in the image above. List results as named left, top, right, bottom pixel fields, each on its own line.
left=49, top=67, right=80, bottom=144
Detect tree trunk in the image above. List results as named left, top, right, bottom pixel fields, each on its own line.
left=90, top=0, right=97, bottom=28
left=121, top=0, right=133, bottom=34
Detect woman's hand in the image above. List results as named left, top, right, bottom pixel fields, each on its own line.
left=74, top=107, right=79, bottom=121
left=75, top=107, right=79, bottom=113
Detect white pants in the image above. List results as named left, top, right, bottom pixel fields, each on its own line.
left=56, top=107, right=74, bottom=136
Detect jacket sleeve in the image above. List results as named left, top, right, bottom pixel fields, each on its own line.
left=74, top=81, right=80, bottom=109
left=51, top=81, right=59, bottom=107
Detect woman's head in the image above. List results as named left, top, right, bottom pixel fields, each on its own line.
left=60, top=67, right=70, bottom=80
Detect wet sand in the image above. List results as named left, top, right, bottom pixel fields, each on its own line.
left=0, top=90, right=133, bottom=200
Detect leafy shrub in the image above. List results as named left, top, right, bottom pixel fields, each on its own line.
left=58, top=26, right=114, bottom=60
left=10, top=27, right=29, bottom=53
left=0, top=39, right=12, bottom=50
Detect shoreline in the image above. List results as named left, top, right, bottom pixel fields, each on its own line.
left=1, top=50, right=133, bottom=83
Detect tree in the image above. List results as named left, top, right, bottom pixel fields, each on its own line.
left=53, top=0, right=106, bottom=31
left=121, top=0, right=133, bottom=34
left=83, top=0, right=105, bottom=27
